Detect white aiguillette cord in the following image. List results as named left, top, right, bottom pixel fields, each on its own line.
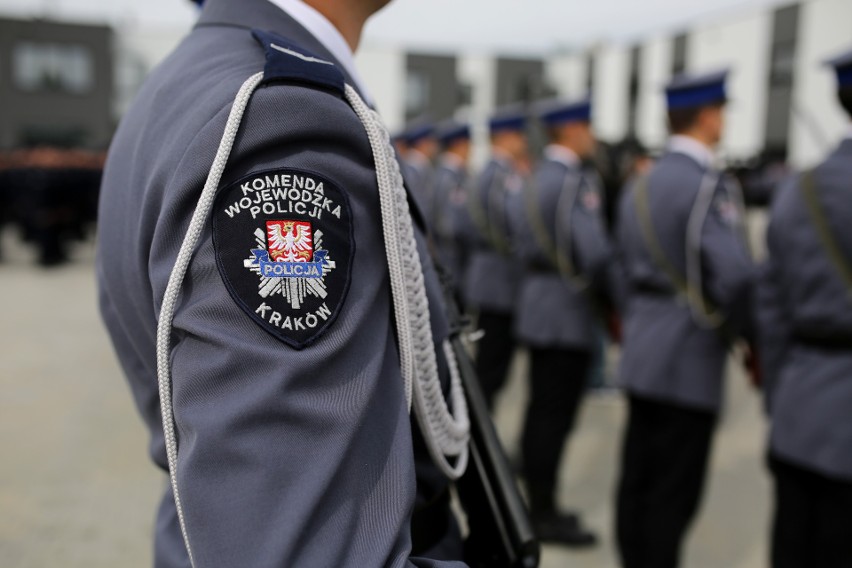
left=156, top=74, right=469, bottom=566
left=345, top=84, right=470, bottom=479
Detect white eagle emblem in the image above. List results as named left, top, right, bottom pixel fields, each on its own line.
left=243, top=219, right=336, bottom=310
left=267, top=220, right=313, bottom=262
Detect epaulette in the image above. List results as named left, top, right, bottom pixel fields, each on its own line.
left=251, top=29, right=345, bottom=95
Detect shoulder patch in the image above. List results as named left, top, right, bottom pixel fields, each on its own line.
left=252, top=29, right=345, bottom=95
left=580, top=186, right=601, bottom=212
left=713, top=194, right=740, bottom=226
left=212, top=169, right=354, bottom=349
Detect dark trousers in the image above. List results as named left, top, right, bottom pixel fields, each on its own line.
left=475, top=311, right=516, bottom=408
left=770, top=453, right=852, bottom=568
left=521, top=347, right=591, bottom=514
left=615, top=394, right=716, bottom=568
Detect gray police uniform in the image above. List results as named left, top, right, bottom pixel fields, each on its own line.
left=432, top=155, right=468, bottom=284
left=617, top=144, right=753, bottom=411
left=615, top=139, right=754, bottom=568
left=461, top=155, right=524, bottom=405
left=96, top=1, right=466, bottom=566
left=512, top=145, right=618, bottom=518
left=402, top=150, right=436, bottom=224
left=758, top=133, right=852, bottom=566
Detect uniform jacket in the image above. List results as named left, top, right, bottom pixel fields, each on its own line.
left=461, top=156, right=523, bottom=313
left=617, top=146, right=755, bottom=412
left=96, top=0, right=464, bottom=566
left=758, top=136, right=852, bottom=481
left=512, top=151, right=618, bottom=350
left=402, top=150, right=436, bottom=224
left=432, top=157, right=468, bottom=285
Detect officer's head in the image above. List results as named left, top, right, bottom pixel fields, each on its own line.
left=488, top=106, right=528, bottom=161
left=403, top=120, right=438, bottom=160
left=437, top=121, right=472, bottom=163
left=307, top=0, right=392, bottom=15
left=665, top=70, right=729, bottom=147
left=538, top=97, right=596, bottom=159
left=826, top=47, right=852, bottom=119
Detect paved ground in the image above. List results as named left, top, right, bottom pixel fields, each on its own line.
left=0, top=228, right=771, bottom=568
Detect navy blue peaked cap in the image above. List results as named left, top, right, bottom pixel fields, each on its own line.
left=402, top=118, right=436, bottom=145
left=436, top=120, right=471, bottom=145
left=665, top=69, right=729, bottom=110
left=825, top=47, right=852, bottom=88
left=488, top=104, right=527, bottom=134
left=536, top=96, right=592, bottom=126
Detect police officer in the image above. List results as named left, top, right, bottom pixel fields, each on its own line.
left=96, top=0, right=469, bottom=566
left=462, top=105, right=528, bottom=407
left=757, top=47, right=852, bottom=568
left=431, top=120, right=472, bottom=287
left=401, top=118, right=439, bottom=223
left=512, top=97, right=618, bottom=546
left=614, top=70, right=755, bottom=568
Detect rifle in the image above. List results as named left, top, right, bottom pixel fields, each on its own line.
left=440, top=275, right=540, bottom=568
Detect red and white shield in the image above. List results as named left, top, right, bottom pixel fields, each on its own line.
left=266, top=220, right=313, bottom=263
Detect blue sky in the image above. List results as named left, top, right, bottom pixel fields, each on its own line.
left=0, top=0, right=789, bottom=53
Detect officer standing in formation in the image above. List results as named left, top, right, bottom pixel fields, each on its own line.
left=757, top=47, right=852, bottom=568
left=431, top=121, right=472, bottom=284
left=97, top=0, right=471, bottom=566
left=614, top=70, right=756, bottom=568
left=461, top=106, right=529, bottom=407
left=511, top=96, right=619, bottom=546
left=401, top=119, right=440, bottom=222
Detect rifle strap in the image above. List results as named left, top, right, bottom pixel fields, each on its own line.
left=468, top=167, right=512, bottom=256
left=800, top=168, right=852, bottom=298
left=524, top=169, right=585, bottom=284
left=632, top=174, right=724, bottom=328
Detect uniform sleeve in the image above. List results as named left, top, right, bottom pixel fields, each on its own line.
left=755, top=183, right=795, bottom=406
left=151, top=84, right=461, bottom=567
left=700, top=182, right=757, bottom=338
left=572, top=178, right=625, bottom=311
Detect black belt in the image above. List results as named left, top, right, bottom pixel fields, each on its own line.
left=632, top=282, right=676, bottom=298
left=793, top=331, right=852, bottom=352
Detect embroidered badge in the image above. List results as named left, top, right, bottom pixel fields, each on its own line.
left=212, top=169, right=353, bottom=349
left=580, top=188, right=601, bottom=212
left=714, top=196, right=739, bottom=226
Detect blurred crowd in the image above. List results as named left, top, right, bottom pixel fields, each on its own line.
left=0, top=147, right=104, bottom=266
left=394, top=50, right=852, bottom=567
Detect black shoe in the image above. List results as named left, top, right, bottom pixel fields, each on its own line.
left=532, top=511, right=598, bottom=548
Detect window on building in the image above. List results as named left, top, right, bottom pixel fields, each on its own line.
left=672, top=33, right=688, bottom=75
left=12, top=42, right=94, bottom=94
left=405, top=70, right=430, bottom=117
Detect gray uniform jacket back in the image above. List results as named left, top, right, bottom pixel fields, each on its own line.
left=461, top=157, right=523, bottom=313
left=96, top=1, right=464, bottom=566
left=402, top=152, right=436, bottom=225
left=758, top=137, right=852, bottom=481
left=617, top=150, right=754, bottom=412
left=513, top=157, right=615, bottom=350
left=432, top=160, right=468, bottom=284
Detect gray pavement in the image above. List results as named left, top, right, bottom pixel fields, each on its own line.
left=0, top=229, right=771, bottom=568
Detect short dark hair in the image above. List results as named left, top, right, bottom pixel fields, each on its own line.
left=546, top=126, right=562, bottom=143
left=839, top=85, right=852, bottom=118
left=667, top=106, right=703, bottom=134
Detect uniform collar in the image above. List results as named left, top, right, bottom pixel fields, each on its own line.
left=264, top=0, right=372, bottom=102
left=440, top=152, right=464, bottom=172
left=197, top=0, right=369, bottom=101
left=490, top=147, right=514, bottom=168
left=544, top=144, right=581, bottom=168
left=667, top=135, right=716, bottom=170
left=406, top=148, right=432, bottom=169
